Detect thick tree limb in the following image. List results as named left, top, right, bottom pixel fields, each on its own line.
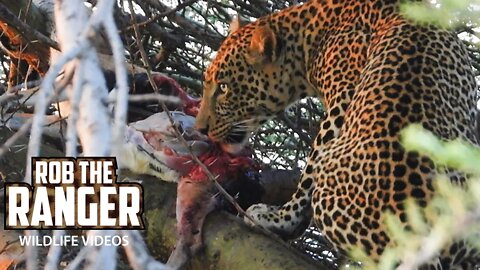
left=140, top=176, right=325, bottom=270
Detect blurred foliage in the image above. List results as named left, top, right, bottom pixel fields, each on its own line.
left=401, top=0, right=480, bottom=27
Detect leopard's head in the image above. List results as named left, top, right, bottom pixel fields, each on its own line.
left=196, top=19, right=305, bottom=153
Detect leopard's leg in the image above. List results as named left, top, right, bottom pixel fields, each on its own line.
left=417, top=241, right=480, bottom=270
left=436, top=240, right=480, bottom=270
left=418, top=259, right=443, bottom=270
left=244, top=101, right=346, bottom=236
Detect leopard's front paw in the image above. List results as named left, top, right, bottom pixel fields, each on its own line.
left=244, top=203, right=307, bottom=237
left=244, top=203, right=280, bottom=228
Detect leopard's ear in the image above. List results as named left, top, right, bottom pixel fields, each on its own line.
left=246, top=23, right=281, bottom=66
left=229, top=15, right=247, bottom=34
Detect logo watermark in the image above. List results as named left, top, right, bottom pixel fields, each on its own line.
left=4, top=157, right=144, bottom=230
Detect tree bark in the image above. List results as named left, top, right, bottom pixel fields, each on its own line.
left=139, top=176, right=324, bottom=270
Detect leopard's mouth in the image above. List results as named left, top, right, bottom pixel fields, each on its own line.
left=220, top=129, right=250, bottom=154
left=225, top=129, right=248, bottom=144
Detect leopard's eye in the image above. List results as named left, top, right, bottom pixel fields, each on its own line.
left=218, top=83, right=229, bottom=94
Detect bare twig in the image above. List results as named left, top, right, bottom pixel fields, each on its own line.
left=0, top=118, right=32, bottom=158
left=125, top=93, right=180, bottom=103
left=25, top=230, right=38, bottom=270
left=64, top=62, right=84, bottom=156
left=25, top=43, right=85, bottom=182
left=44, top=230, right=65, bottom=270
left=103, top=13, right=129, bottom=159
left=130, top=0, right=201, bottom=28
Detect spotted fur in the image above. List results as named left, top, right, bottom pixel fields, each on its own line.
left=196, top=0, right=480, bottom=268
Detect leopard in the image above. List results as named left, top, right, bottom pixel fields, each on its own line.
left=195, top=0, right=480, bottom=268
